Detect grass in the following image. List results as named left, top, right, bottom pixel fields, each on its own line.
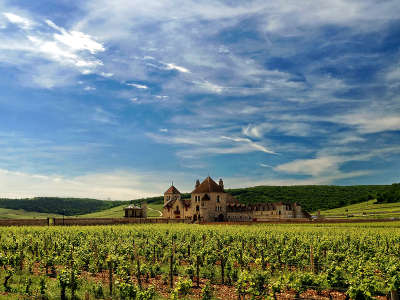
left=0, top=207, right=62, bottom=219
left=78, top=203, right=164, bottom=218
left=0, top=203, right=164, bottom=219
left=319, top=200, right=400, bottom=218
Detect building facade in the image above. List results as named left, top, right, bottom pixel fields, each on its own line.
left=124, top=203, right=147, bottom=218
left=162, top=177, right=310, bottom=222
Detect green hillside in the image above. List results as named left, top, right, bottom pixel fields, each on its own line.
left=0, top=197, right=128, bottom=216
left=79, top=203, right=163, bottom=218
left=319, top=199, right=400, bottom=219
left=0, top=207, right=62, bottom=219
left=226, top=185, right=390, bottom=212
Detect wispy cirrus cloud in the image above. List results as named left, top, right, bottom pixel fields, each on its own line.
left=3, top=12, right=33, bottom=29
left=0, top=12, right=105, bottom=88
left=126, top=83, right=148, bottom=89
left=147, top=130, right=276, bottom=158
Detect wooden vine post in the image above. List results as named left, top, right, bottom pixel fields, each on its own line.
left=169, top=243, right=175, bottom=289
left=391, top=290, right=399, bottom=300
left=196, top=254, right=201, bottom=287
left=310, top=244, right=315, bottom=273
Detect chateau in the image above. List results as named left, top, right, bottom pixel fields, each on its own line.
left=163, top=176, right=310, bottom=222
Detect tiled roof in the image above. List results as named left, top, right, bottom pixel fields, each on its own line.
left=192, top=176, right=224, bottom=194
left=164, top=185, right=181, bottom=195
left=124, top=205, right=142, bottom=210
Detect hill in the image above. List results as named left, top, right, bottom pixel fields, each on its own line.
left=226, top=185, right=390, bottom=212
left=319, top=199, right=400, bottom=219
left=79, top=203, right=163, bottom=218
left=0, top=207, right=63, bottom=219
left=0, top=197, right=128, bottom=216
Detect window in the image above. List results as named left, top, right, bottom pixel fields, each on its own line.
left=201, top=201, right=205, bottom=207
left=196, top=205, right=199, bottom=212
left=216, top=195, right=220, bottom=203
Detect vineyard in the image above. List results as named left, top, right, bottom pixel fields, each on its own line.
left=1, top=223, right=400, bottom=299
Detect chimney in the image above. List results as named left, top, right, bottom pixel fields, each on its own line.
left=195, top=179, right=200, bottom=188
left=219, top=178, right=224, bottom=190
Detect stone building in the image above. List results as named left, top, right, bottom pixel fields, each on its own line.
left=124, top=203, right=147, bottom=218
left=162, top=176, right=310, bottom=222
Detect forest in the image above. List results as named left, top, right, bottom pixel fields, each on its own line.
left=0, top=197, right=126, bottom=216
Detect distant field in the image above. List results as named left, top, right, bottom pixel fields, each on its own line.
left=78, top=203, right=163, bottom=218
left=0, top=203, right=163, bottom=219
left=0, top=207, right=62, bottom=219
left=319, top=199, right=400, bottom=218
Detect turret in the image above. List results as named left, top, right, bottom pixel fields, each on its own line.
left=164, top=184, right=181, bottom=205
left=219, top=178, right=224, bottom=190
left=195, top=179, right=200, bottom=188
left=142, top=202, right=147, bottom=218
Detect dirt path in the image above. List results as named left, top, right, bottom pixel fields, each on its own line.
left=148, top=206, right=162, bottom=217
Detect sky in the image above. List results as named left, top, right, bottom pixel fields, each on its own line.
left=0, top=0, right=399, bottom=200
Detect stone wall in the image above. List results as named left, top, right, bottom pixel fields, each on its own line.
left=0, top=219, right=49, bottom=226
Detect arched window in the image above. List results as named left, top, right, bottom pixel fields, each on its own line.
left=196, top=205, right=200, bottom=212
left=216, top=195, right=220, bottom=203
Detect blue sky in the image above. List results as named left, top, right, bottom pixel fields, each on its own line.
left=0, top=0, right=399, bottom=199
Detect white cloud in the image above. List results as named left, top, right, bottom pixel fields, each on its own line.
left=84, top=86, right=96, bottom=91
left=193, top=80, right=224, bottom=94
left=3, top=12, right=33, bottom=29
left=148, top=130, right=276, bottom=158
left=225, top=170, right=372, bottom=188
left=165, top=63, right=190, bottom=73
left=221, top=136, right=276, bottom=154
left=155, top=95, right=169, bottom=100
left=100, top=72, right=114, bottom=77
left=0, top=168, right=180, bottom=200
left=334, top=112, right=400, bottom=134
left=45, top=19, right=104, bottom=54
left=127, top=83, right=148, bottom=89
left=0, top=14, right=105, bottom=88
left=275, top=145, right=400, bottom=180
left=260, top=163, right=273, bottom=168
left=159, top=128, right=168, bottom=132
left=275, top=156, right=343, bottom=176
left=27, top=35, right=103, bottom=70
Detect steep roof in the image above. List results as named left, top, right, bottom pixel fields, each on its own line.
left=164, top=185, right=181, bottom=195
left=192, top=176, right=224, bottom=194
left=124, top=205, right=142, bottom=210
